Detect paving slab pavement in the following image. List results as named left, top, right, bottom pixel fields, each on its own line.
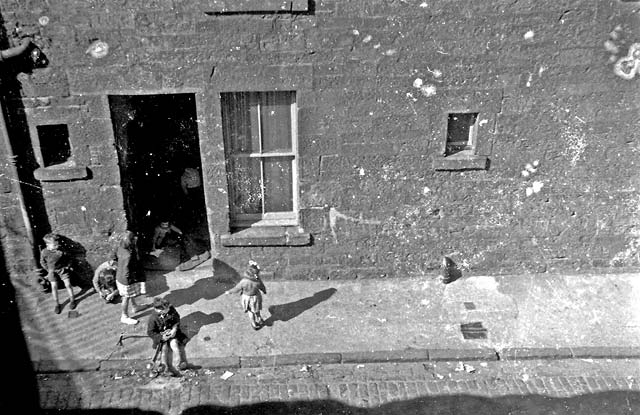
left=13, top=261, right=640, bottom=371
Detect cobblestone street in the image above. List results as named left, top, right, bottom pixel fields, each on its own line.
left=38, top=359, right=640, bottom=414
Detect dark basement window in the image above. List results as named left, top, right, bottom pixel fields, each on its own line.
left=433, top=111, right=488, bottom=171
left=37, top=124, right=72, bottom=167
left=445, top=112, right=478, bottom=156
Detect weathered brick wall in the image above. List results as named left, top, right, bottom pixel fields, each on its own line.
left=0, top=0, right=638, bottom=278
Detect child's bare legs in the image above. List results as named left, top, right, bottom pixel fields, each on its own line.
left=60, top=275, right=76, bottom=310
left=120, top=297, right=138, bottom=325
left=248, top=312, right=263, bottom=329
left=50, top=279, right=61, bottom=314
left=50, top=276, right=75, bottom=314
left=163, top=339, right=185, bottom=376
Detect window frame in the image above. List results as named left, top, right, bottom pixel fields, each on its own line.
left=443, top=111, right=479, bottom=158
left=36, top=123, right=73, bottom=167
left=221, top=90, right=299, bottom=229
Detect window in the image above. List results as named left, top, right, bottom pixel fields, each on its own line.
left=445, top=112, right=478, bottom=156
left=221, top=91, right=298, bottom=229
left=37, top=124, right=72, bottom=167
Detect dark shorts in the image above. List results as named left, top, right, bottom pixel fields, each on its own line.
left=47, top=267, right=72, bottom=285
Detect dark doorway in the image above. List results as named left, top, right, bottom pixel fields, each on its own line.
left=109, top=94, right=210, bottom=264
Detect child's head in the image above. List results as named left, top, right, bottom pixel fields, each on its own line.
left=244, top=260, right=260, bottom=279
left=120, top=231, right=137, bottom=250
left=159, top=221, right=170, bottom=229
left=152, top=297, right=171, bottom=313
left=43, top=233, right=60, bottom=249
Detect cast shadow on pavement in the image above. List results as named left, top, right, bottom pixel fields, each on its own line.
left=162, top=259, right=242, bottom=307
left=181, top=310, right=224, bottom=342
left=179, top=390, right=640, bottom=415
left=43, top=410, right=162, bottom=414
left=264, top=288, right=337, bottom=326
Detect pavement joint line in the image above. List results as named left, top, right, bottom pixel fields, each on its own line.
left=33, top=346, right=640, bottom=373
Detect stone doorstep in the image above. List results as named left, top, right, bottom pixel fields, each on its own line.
left=32, top=347, right=640, bottom=373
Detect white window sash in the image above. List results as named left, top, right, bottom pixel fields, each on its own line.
left=226, top=91, right=298, bottom=226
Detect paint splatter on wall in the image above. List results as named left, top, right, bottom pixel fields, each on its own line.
left=605, top=24, right=640, bottom=80
left=614, top=43, right=640, bottom=79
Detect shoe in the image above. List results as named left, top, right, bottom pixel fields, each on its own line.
left=54, top=304, right=62, bottom=314
left=69, top=300, right=77, bottom=310
left=168, top=367, right=182, bottom=377
left=120, top=316, right=138, bottom=325
left=178, top=361, right=188, bottom=370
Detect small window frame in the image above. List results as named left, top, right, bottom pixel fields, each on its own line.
left=443, top=112, right=479, bottom=158
left=36, top=123, right=73, bottom=167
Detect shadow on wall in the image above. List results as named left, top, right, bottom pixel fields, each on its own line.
left=0, top=14, right=52, bottom=265
left=55, top=234, right=94, bottom=291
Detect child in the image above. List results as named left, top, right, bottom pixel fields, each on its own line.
left=146, top=297, right=189, bottom=377
left=92, top=253, right=119, bottom=303
left=225, top=260, right=267, bottom=330
left=151, top=220, right=183, bottom=253
left=40, top=233, right=76, bottom=314
left=116, top=231, right=147, bottom=325
left=150, top=219, right=206, bottom=272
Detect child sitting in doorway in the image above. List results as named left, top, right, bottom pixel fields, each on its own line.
left=150, top=219, right=184, bottom=257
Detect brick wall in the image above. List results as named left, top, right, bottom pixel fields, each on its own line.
left=0, top=0, right=638, bottom=278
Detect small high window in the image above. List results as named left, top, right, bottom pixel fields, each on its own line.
left=445, top=112, right=478, bottom=156
left=221, top=91, right=298, bottom=229
left=37, top=124, right=72, bottom=167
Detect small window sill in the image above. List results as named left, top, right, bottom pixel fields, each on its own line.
left=34, top=165, right=89, bottom=182
left=221, top=226, right=311, bottom=247
left=433, top=154, right=488, bottom=171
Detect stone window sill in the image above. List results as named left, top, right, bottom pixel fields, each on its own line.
left=433, top=155, right=489, bottom=171
left=34, top=165, right=89, bottom=182
left=221, top=226, right=311, bottom=247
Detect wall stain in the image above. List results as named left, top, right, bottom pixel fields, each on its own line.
left=328, top=207, right=381, bottom=244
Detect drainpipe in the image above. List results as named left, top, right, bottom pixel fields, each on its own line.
left=0, top=37, right=36, bottom=262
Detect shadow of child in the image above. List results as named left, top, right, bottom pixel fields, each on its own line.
left=264, top=288, right=337, bottom=327
left=180, top=311, right=224, bottom=343
left=55, top=235, right=94, bottom=303
left=162, top=259, right=242, bottom=307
